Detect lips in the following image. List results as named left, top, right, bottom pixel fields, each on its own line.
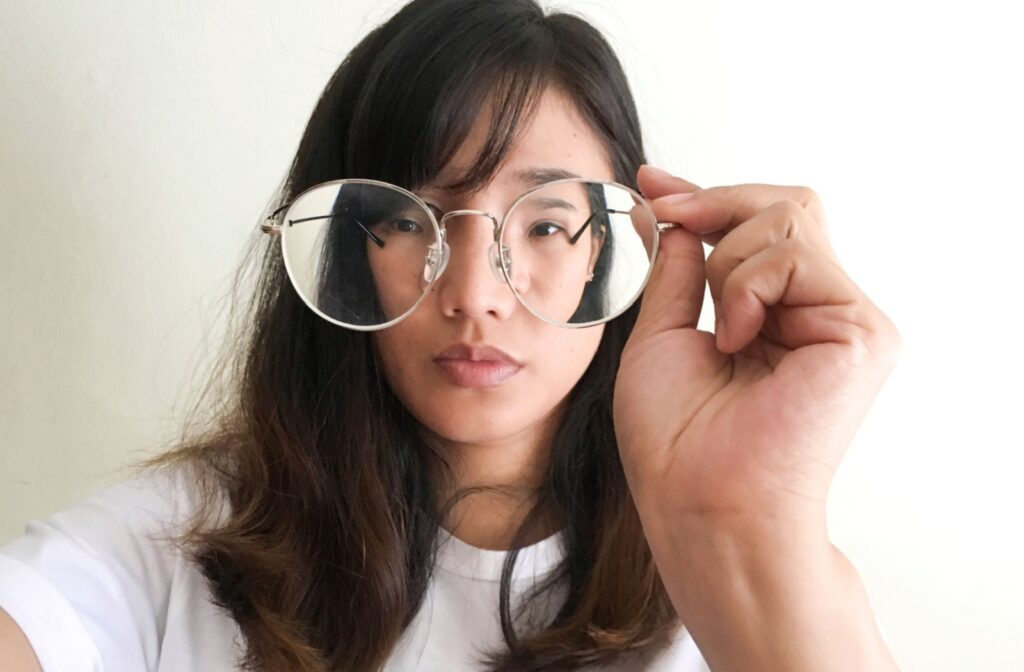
left=433, top=343, right=523, bottom=388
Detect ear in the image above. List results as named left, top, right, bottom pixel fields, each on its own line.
left=586, top=222, right=607, bottom=280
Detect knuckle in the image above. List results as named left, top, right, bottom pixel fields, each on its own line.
left=772, top=197, right=833, bottom=252
left=794, top=185, right=822, bottom=210
left=847, top=306, right=903, bottom=369
left=768, top=199, right=807, bottom=239
left=796, top=185, right=828, bottom=229
left=875, top=314, right=904, bottom=367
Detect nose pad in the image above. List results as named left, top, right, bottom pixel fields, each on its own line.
left=487, top=242, right=512, bottom=283
left=423, top=242, right=451, bottom=283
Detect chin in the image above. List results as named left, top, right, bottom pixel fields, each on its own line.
left=421, top=415, right=522, bottom=446
left=413, top=399, right=543, bottom=447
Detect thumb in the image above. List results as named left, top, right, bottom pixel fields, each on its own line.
left=631, top=165, right=707, bottom=337
left=637, top=164, right=701, bottom=199
left=632, top=226, right=707, bottom=336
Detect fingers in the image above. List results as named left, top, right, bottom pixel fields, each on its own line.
left=637, top=164, right=702, bottom=199
left=633, top=166, right=868, bottom=354
left=650, top=181, right=833, bottom=254
left=631, top=227, right=708, bottom=337
left=627, top=165, right=707, bottom=338
left=716, top=237, right=869, bottom=354
left=705, top=199, right=833, bottom=304
left=629, top=203, right=656, bottom=257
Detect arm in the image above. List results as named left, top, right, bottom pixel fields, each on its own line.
left=0, top=465, right=194, bottom=671
left=0, top=607, right=43, bottom=672
left=614, top=168, right=903, bottom=670
left=639, top=506, right=899, bottom=671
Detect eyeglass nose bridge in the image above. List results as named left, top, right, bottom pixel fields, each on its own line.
left=433, top=209, right=510, bottom=285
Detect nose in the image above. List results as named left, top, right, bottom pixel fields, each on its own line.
left=433, top=210, right=518, bottom=321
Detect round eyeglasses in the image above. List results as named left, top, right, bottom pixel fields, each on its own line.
left=261, top=177, right=679, bottom=330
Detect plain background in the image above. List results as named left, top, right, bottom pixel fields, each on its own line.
left=1, top=1, right=1021, bottom=669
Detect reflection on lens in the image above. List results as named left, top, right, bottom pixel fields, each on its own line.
left=280, top=181, right=441, bottom=329
left=500, top=179, right=657, bottom=327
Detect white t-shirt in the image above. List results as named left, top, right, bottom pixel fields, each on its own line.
left=0, top=466, right=710, bottom=671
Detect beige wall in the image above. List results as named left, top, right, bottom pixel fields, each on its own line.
left=1, top=1, right=1021, bottom=669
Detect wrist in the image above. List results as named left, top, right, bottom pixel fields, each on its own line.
left=630, top=476, right=831, bottom=547
left=638, top=500, right=835, bottom=604
left=634, top=502, right=897, bottom=671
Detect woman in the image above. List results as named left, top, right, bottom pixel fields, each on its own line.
left=0, top=0, right=902, bottom=670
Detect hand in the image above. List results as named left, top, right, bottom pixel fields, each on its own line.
left=613, top=165, right=902, bottom=526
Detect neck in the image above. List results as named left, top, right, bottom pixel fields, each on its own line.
left=425, top=412, right=563, bottom=551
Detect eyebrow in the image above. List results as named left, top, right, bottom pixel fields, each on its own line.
left=513, top=167, right=582, bottom=189
left=533, top=196, right=577, bottom=211
left=416, top=166, right=583, bottom=200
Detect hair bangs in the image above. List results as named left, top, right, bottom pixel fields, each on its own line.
left=344, top=0, right=557, bottom=194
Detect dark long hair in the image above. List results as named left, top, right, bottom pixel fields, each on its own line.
left=139, top=1, right=680, bottom=669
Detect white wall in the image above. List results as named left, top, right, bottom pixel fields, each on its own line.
left=1, top=1, right=1021, bottom=669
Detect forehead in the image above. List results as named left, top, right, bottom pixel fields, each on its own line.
left=428, top=86, right=615, bottom=193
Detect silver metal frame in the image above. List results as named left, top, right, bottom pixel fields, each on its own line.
left=262, top=177, right=681, bottom=330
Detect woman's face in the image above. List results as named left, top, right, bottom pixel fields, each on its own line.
left=372, top=87, right=615, bottom=446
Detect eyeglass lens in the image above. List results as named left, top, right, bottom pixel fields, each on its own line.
left=279, top=179, right=657, bottom=330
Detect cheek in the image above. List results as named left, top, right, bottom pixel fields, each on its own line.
left=372, top=326, right=424, bottom=395
left=535, top=326, right=604, bottom=382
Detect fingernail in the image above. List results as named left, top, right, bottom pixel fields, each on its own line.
left=662, top=192, right=696, bottom=205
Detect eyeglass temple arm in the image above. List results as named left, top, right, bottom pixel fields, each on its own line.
left=568, top=210, right=604, bottom=245
left=261, top=208, right=385, bottom=248
left=567, top=209, right=680, bottom=245
left=261, top=202, right=292, bottom=235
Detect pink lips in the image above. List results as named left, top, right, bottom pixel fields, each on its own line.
left=433, top=343, right=523, bottom=388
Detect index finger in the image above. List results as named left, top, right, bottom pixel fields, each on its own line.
left=650, top=184, right=828, bottom=247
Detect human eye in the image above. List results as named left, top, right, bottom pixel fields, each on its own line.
left=388, top=217, right=425, bottom=234
left=528, top=221, right=567, bottom=238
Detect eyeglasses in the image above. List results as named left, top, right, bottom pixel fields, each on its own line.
left=261, top=177, right=678, bottom=330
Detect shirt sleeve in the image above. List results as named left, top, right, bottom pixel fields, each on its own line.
left=0, top=465, right=195, bottom=672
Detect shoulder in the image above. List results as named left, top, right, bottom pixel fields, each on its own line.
left=3, top=463, right=210, bottom=569
left=0, top=462, right=219, bottom=670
